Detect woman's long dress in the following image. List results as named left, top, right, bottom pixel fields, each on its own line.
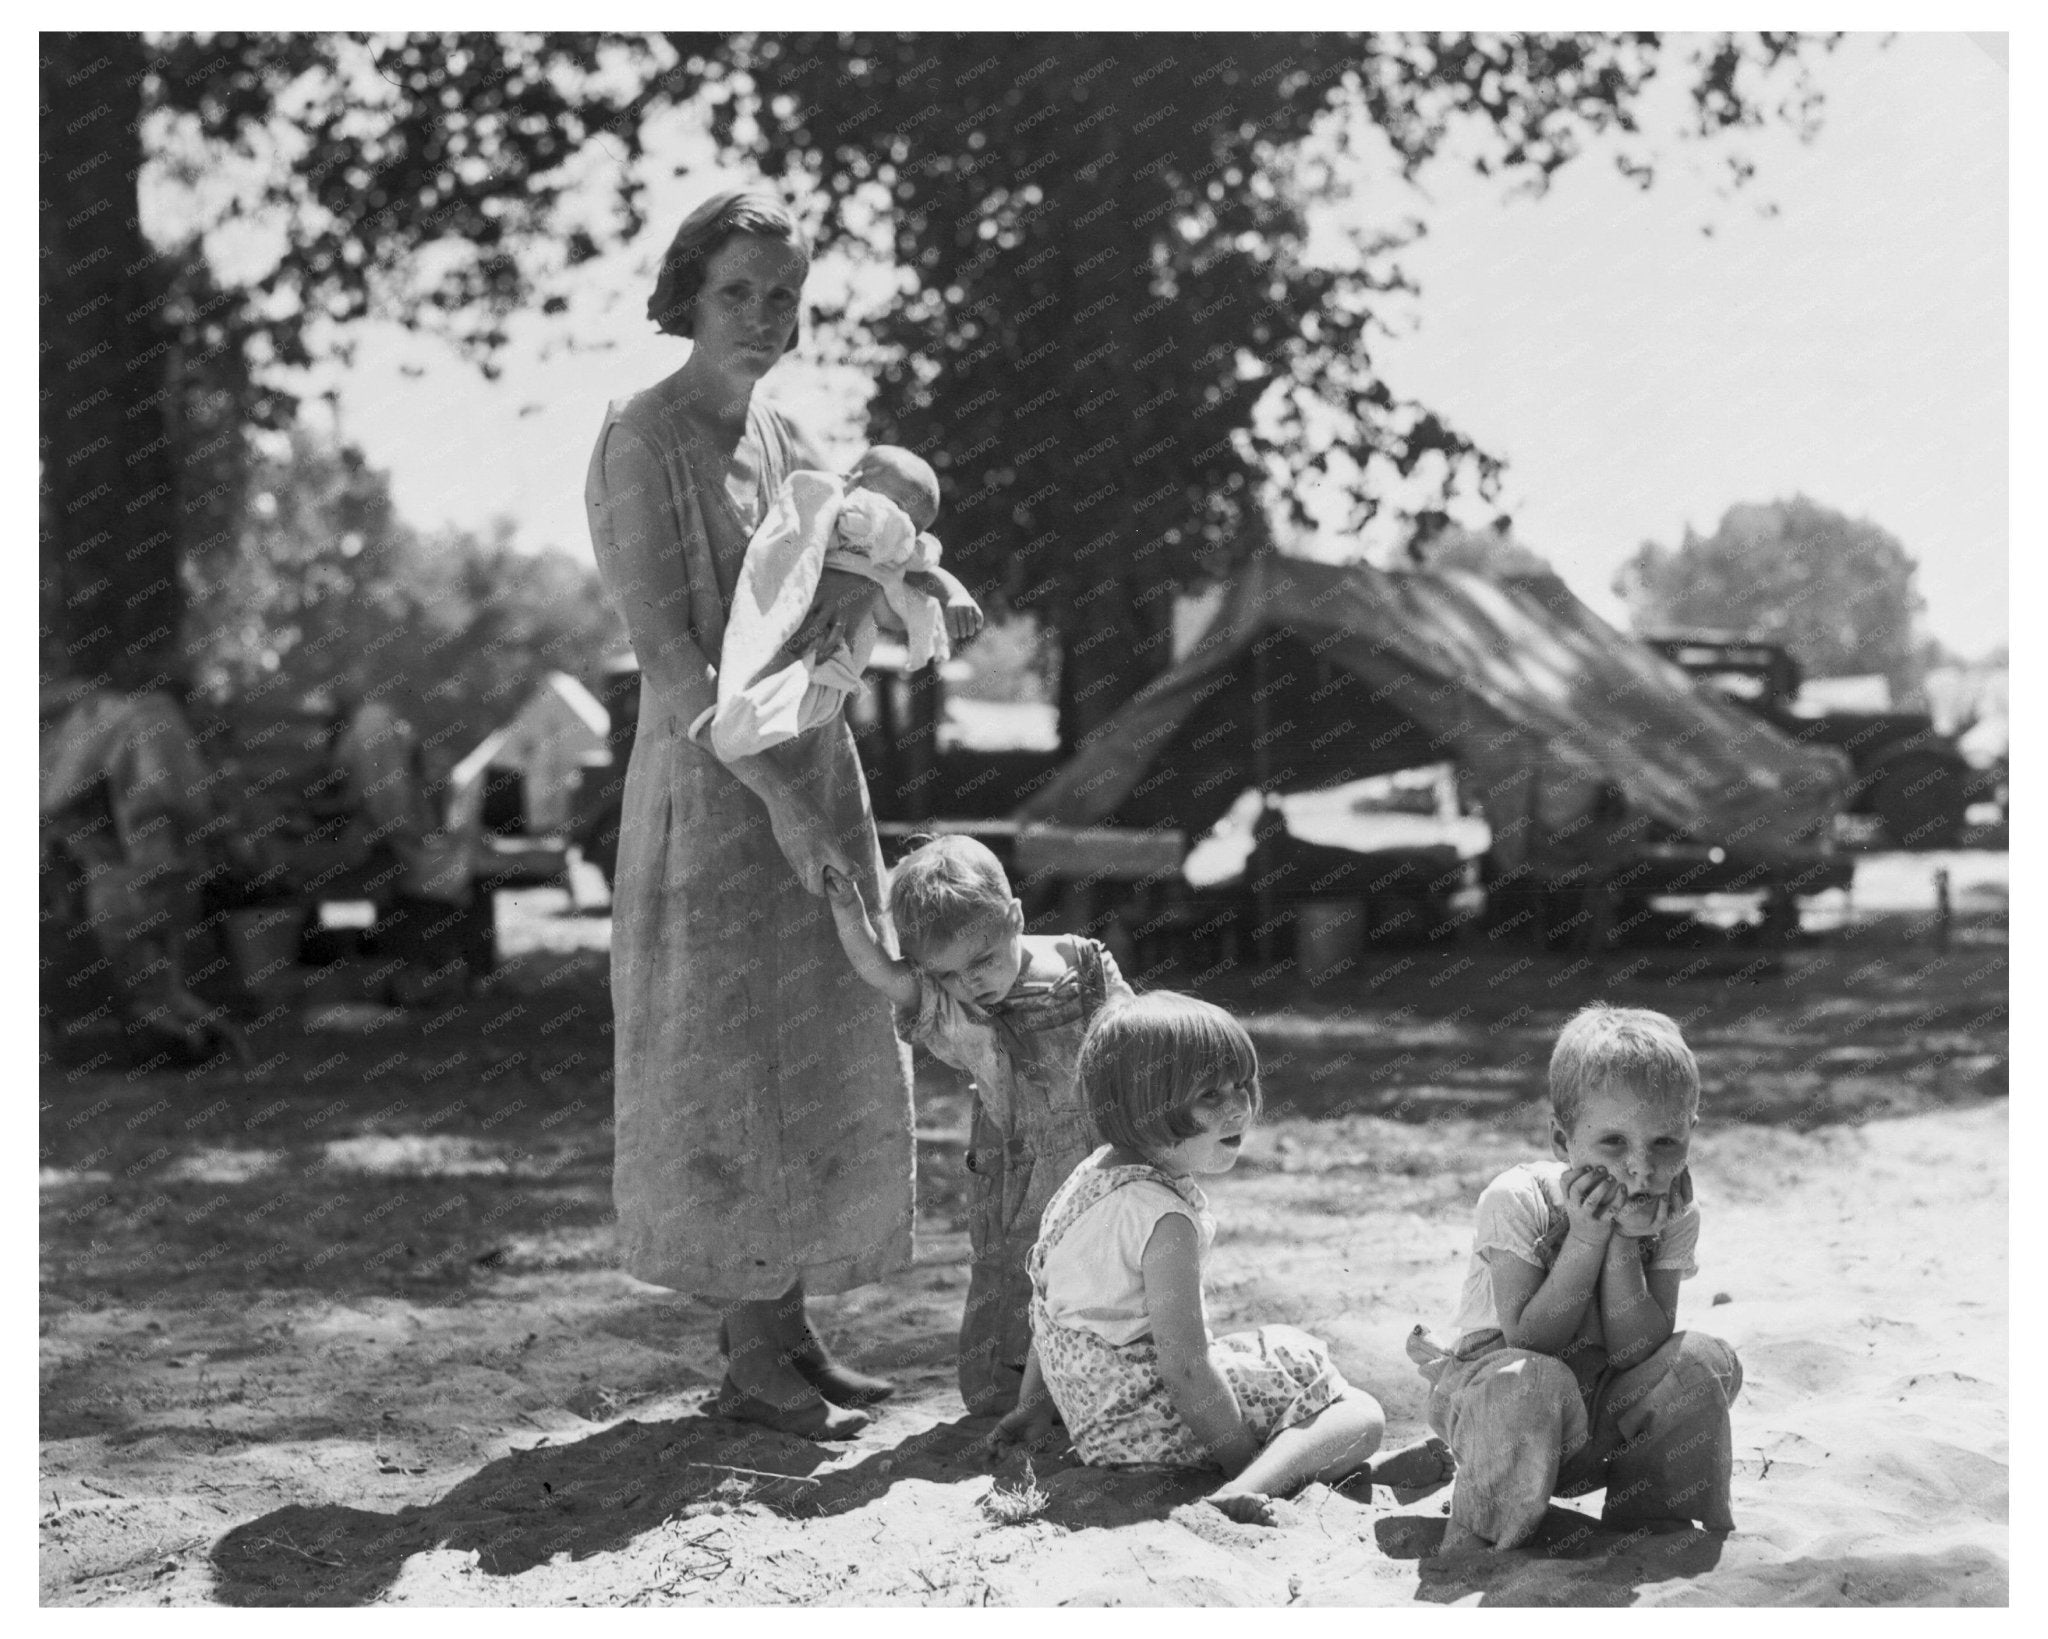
left=585, top=388, right=914, bottom=1301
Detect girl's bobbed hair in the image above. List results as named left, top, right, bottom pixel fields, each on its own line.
left=886, top=834, right=1016, bottom=963
left=647, top=187, right=810, bottom=344
left=1080, top=991, right=1261, bottom=1154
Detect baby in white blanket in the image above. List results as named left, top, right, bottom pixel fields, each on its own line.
left=691, top=446, right=984, bottom=760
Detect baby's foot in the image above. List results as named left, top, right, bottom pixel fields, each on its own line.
left=1367, top=1435, right=1456, bottom=1495
left=1206, top=1490, right=1287, bottom=1528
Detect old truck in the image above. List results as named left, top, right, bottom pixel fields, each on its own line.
left=1644, top=634, right=1985, bottom=850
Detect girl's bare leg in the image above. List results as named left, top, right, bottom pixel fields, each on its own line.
left=1208, top=1389, right=1387, bottom=1525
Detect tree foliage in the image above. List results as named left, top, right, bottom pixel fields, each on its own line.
left=183, top=427, right=624, bottom=766
left=1617, top=494, right=1928, bottom=703
left=690, top=32, right=1837, bottom=737
left=1413, top=516, right=1554, bottom=577
left=44, top=29, right=1838, bottom=743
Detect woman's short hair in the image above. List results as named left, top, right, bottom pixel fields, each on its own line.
left=1081, top=992, right=1262, bottom=1154
left=886, top=835, right=1015, bottom=962
left=647, top=187, right=809, bottom=344
left=1548, top=1004, right=1701, bottom=1132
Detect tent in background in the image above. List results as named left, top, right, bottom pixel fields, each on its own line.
left=447, top=672, right=610, bottom=837
left=1015, top=556, right=1848, bottom=887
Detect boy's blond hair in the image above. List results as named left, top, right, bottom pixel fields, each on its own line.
left=1548, top=1004, right=1700, bottom=1132
left=886, top=834, right=1013, bottom=962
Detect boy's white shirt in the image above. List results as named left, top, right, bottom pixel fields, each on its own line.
left=689, top=470, right=948, bottom=760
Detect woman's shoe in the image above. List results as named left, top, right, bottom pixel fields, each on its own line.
left=792, top=1326, right=897, bottom=1407
left=716, top=1320, right=897, bottom=1408
left=707, top=1376, right=870, bottom=1441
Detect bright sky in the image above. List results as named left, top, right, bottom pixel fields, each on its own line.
left=308, top=31, right=2008, bottom=659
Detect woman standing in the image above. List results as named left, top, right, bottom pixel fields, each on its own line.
left=585, top=190, right=914, bottom=1438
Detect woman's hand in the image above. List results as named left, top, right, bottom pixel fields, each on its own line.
left=822, top=864, right=878, bottom=940
left=821, top=863, right=859, bottom=910
left=784, top=568, right=886, bottom=663
left=766, top=790, right=857, bottom=897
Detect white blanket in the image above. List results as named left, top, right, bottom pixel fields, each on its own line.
left=689, top=470, right=948, bottom=760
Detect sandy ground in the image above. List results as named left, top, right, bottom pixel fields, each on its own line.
left=39, top=852, right=2007, bottom=1606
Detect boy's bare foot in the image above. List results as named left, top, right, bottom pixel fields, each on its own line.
left=1365, top=1435, right=1457, bottom=1495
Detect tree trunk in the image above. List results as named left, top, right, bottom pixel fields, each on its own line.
left=1055, top=553, right=1176, bottom=753
left=41, top=33, right=183, bottom=691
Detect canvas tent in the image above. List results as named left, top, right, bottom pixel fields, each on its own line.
left=1015, top=556, right=1847, bottom=884
left=447, top=672, right=611, bottom=836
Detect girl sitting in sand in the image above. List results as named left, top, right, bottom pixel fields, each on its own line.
left=997, top=991, right=1449, bottom=1525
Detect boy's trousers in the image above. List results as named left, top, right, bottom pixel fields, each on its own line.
left=957, top=1106, right=1092, bottom=1416
left=1424, top=1329, right=1743, bottom=1549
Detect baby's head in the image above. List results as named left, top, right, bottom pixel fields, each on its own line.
left=848, top=445, right=941, bottom=533
left=1080, top=992, right=1262, bottom=1178
left=1548, top=1004, right=1699, bottom=1229
left=887, top=835, right=1023, bottom=1005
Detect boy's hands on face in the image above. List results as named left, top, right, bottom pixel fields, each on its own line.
left=1561, top=1163, right=1622, bottom=1242
left=1612, top=1164, right=1695, bottom=1239
left=1653, top=1164, right=1694, bottom=1230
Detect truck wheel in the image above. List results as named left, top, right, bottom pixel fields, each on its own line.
left=1870, top=750, right=1968, bottom=850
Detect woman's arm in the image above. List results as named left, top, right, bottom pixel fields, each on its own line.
left=1141, top=1214, right=1258, bottom=1475
left=759, top=406, right=894, bottom=664
left=587, top=422, right=854, bottom=891
left=821, top=867, right=920, bottom=1010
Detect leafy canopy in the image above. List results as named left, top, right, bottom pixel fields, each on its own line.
left=135, top=30, right=1838, bottom=735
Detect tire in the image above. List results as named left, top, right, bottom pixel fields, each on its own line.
left=1869, top=750, right=1969, bottom=850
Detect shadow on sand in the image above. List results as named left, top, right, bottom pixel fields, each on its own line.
left=1372, top=1505, right=1728, bottom=1606
left=208, top=1403, right=1213, bottom=1605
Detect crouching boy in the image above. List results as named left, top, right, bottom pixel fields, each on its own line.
left=1411, top=1004, right=1742, bottom=1552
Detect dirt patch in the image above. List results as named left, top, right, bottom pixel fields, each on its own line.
left=41, top=855, right=2006, bottom=1605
